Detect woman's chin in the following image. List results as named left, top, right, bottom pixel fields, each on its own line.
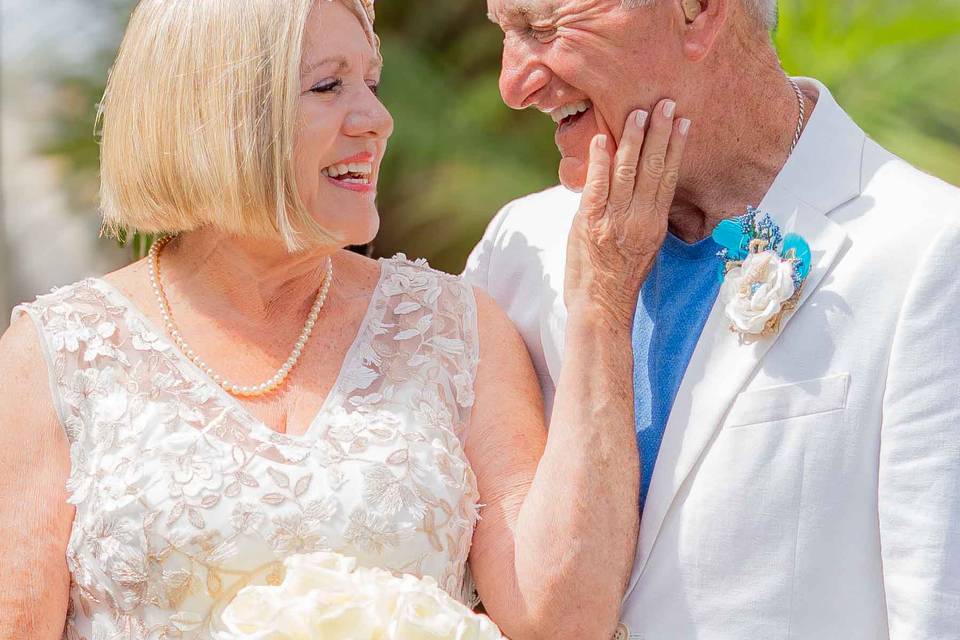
left=334, top=211, right=380, bottom=249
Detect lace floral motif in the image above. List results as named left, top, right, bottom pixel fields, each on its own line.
left=14, top=255, right=480, bottom=640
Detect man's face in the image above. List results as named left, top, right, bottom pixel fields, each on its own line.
left=488, top=0, right=681, bottom=190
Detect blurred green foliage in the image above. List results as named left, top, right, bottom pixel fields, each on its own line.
left=775, top=0, right=960, bottom=190
left=39, top=0, right=960, bottom=272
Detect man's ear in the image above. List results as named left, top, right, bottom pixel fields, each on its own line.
left=678, top=0, right=728, bottom=62
left=681, top=0, right=702, bottom=22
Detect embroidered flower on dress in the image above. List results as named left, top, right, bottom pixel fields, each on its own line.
left=269, top=513, right=329, bottom=555
left=230, top=502, right=265, bottom=532
left=128, top=316, right=171, bottom=352
left=161, top=431, right=225, bottom=498
left=452, top=372, right=476, bottom=408
left=51, top=319, right=93, bottom=353
left=364, top=464, right=417, bottom=516
left=17, top=260, right=480, bottom=639
left=344, top=510, right=409, bottom=553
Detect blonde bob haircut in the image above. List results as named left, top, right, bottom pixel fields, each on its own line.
left=99, top=0, right=379, bottom=251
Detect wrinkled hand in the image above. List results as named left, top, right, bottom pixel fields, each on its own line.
left=565, top=99, right=689, bottom=329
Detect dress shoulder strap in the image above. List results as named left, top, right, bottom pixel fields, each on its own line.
left=11, top=279, right=152, bottom=501
left=335, top=255, right=480, bottom=441
left=13, top=279, right=117, bottom=419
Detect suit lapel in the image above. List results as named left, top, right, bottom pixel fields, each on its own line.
left=622, top=78, right=865, bottom=600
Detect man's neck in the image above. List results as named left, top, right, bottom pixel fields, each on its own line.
left=668, top=42, right=818, bottom=243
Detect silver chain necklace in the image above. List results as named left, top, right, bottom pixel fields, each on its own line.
left=788, top=77, right=806, bottom=153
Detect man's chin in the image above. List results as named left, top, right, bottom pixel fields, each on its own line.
left=559, top=156, right=587, bottom=193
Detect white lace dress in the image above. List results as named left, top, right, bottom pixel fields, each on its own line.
left=13, top=255, right=481, bottom=640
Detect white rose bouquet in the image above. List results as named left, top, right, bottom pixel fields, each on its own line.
left=219, top=552, right=505, bottom=640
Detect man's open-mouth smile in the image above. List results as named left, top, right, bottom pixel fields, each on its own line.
left=549, top=99, right=593, bottom=133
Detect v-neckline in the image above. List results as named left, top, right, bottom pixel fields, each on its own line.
left=89, top=259, right=389, bottom=442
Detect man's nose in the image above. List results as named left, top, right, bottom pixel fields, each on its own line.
left=499, top=37, right=550, bottom=110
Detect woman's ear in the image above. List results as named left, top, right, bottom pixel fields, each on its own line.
left=679, top=0, right=728, bottom=62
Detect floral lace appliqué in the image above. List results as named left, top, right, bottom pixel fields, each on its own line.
left=13, top=255, right=480, bottom=640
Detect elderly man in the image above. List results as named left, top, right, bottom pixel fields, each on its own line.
left=465, top=0, right=960, bottom=637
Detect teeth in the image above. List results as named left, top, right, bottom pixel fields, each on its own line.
left=550, top=100, right=591, bottom=125
left=322, top=161, right=373, bottom=178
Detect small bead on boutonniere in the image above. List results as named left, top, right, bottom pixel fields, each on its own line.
left=712, top=207, right=811, bottom=342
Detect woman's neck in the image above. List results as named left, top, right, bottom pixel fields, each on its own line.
left=160, top=228, right=338, bottom=323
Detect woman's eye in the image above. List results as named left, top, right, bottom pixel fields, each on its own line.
left=367, top=82, right=381, bottom=97
left=310, top=79, right=343, bottom=94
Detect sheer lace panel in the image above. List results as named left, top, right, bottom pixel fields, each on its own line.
left=12, top=255, right=480, bottom=639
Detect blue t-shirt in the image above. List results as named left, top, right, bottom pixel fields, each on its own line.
left=633, top=233, right=721, bottom=508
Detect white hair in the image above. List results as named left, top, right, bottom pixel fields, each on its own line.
left=622, top=0, right=778, bottom=31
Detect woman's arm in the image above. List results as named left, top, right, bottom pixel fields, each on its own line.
left=467, top=294, right=638, bottom=640
left=0, top=316, right=74, bottom=638
left=467, top=101, right=688, bottom=639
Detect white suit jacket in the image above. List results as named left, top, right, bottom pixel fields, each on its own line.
left=464, top=80, right=960, bottom=638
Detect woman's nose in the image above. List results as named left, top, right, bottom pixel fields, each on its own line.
left=345, top=91, right=394, bottom=140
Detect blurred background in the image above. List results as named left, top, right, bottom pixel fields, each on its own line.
left=1, top=0, right=959, bottom=329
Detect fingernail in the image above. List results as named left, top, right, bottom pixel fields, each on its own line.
left=663, top=100, right=676, bottom=118
left=597, top=134, right=607, bottom=150
left=636, top=110, right=648, bottom=127
left=679, top=118, right=691, bottom=135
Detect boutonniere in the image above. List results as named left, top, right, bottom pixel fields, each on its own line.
left=712, top=207, right=811, bottom=341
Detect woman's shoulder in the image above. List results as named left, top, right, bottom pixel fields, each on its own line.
left=381, top=252, right=477, bottom=285
left=1, top=309, right=48, bottom=367
left=0, top=306, right=65, bottom=436
left=374, top=252, right=525, bottom=358
left=12, top=276, right=114, bottom=321
left=378, top=252, right=476, bottom=306
left=8, top=272, right=143, bottom=386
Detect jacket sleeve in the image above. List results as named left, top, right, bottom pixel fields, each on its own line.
left=879, top=222, right=960, bottom=637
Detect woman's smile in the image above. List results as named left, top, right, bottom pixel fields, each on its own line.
left=320, top=151, right=377, bottom=194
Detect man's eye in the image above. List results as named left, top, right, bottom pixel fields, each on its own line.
left=311, top=79, right=343, bottom=94
left=367, top=81, right=381, bottom=97
left=527, top=26, right=557, bottom=42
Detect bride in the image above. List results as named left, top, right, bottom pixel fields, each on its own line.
left=0, top=1, right=687, bottom=638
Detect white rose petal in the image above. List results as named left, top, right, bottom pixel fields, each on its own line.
left=721, top=251, right=797, bottom=336
left=220, top=587, right=287, bottom=637
left=219, top=552, right=504, bottom=640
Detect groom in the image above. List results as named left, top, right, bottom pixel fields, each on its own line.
left=466, top=0, right=960, bottom=637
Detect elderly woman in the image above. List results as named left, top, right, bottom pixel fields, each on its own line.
left=0, top=0, right=687, bottom=638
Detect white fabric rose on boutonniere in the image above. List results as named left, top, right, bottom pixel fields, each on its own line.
left=721, top=250, right=797, bottom=335
left=712, top=208, right=812, bottom=342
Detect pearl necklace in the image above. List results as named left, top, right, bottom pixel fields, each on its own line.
left=147, top=236, right=333, bottom=398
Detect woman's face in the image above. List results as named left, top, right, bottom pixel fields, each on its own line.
left=295, top=0, right=393, bottom=248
